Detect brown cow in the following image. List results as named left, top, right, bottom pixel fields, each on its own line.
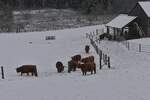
left=56, top=61, right=64, bottom=73
left=81, top=56, right=94, bottom=63
left=78, top=62, right=96, bottom=75
left=16, top=65, right=38, bottom=76
left=68, top=60, right=79, bottom=73
left=71, top=54, right=81, bottom=62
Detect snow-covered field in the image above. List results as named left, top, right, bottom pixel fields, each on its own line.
left=0, top=25, right=150, bottom=100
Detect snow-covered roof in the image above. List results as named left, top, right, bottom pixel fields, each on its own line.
left=106, top=14, right=137, bottom=28
left=139, top=1, right=150, bottom=17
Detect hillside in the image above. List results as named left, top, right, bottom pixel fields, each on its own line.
left=0, top=25, right=150, bottom=100
left=12, top=9, right=115, bottom=32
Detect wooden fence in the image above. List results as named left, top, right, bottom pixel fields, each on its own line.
left=86, top=31, right=111, bottom=70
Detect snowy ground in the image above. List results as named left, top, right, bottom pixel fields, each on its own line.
left=0, top=25, right=150, bottom=100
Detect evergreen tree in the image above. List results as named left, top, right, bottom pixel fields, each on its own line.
left=0, top=0, right=13, bottom=32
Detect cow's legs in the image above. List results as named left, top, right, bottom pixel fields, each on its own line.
left=68, top=67, right=71, bottom=73
left=82, top=71, right=85, bottom=76
left=94, top=68, right=96, bottom=74
left=73, top=66, right=76, bottom=71
left=85, top=72, right=86, bottom=75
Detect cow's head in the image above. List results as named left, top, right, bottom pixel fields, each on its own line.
left=16, top=67, right=22, bottom=73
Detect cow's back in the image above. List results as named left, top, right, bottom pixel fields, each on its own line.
left=22, top=65, right=36, bottom=73
left=71, top=54, right=81, bottom=62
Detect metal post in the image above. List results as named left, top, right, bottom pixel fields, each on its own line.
left=1, top=66, right=4, bottom=79
left=139, top=44, right=141, bottom=52
left=108, top=57, right=111, bottom=69
left=99, top=50, right=102, bottom=70
left=128, top=42, right=130, bottom=50
left=105, top=54, right=107, bottom=65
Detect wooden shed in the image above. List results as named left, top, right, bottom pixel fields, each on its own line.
left=106, top=14, right=138, bottom=40
left=129, top=1, right=150, bottom=36
left=106, top=1, right=150, bottom=40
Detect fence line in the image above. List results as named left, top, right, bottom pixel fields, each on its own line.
left=121, top=41, right=150, bottom=53
left=86, top=30, right=111, bottom=70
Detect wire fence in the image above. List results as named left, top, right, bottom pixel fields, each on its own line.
left=86, top=29, right=111, bottom=69
left=121, top=41, right=150, bottom=53
left=86, top=28, right=150, bottom=70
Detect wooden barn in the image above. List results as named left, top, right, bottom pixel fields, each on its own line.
left=106, top=1, right=150, bottom=40
left=129, top=1, right=150, bottom=36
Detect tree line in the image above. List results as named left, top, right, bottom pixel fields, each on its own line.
left=0, top=0, right=149, bottom=32
left=0, top=0, right=149, bottom=13
left=0, top=1, right=13, bottom=32
left=82, top=0, right=150, bottom=14
left=0, top=0, right=82, bottom=9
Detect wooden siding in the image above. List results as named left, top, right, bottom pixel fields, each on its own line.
left=148, top=18, right=150, bottom=35
left=129, top=3, right=149, bottom=36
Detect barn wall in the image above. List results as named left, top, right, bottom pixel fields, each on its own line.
left=129, top=3, right=149, bottom=36
left=148, top=18, right=150, bottom=35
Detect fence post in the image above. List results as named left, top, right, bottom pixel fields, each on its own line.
left=1, top=66, right=4, bottom=79
left=96, top=29, right=98, bottom=35
left=102, top=53, right=105, bottom=63
left=108, top=57, right=111, bottom=69
left=98, top=38, right=101, bottom=44
left=127, top=42, right=130, bottom=50
left=86, top=33, right=88, bottom=38
left=93, top=31, right=95, bottom=36
left=90, top=39, right=92, bottom=45
left=96, top=36, right=98, bottom=43
left=139, top=44, right=141, bottom=52
left=126, top=41, right=128, bottom=48
left=95, top=45, right=98, bottom=54
left=105, top=54, right=108, bottom=65
left=90, top=32, right=92, bottom=38
left=99, top=50, right=102, bottom=70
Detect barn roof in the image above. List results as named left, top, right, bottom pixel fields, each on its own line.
left=106, top=14, right=137, bottom=29
left=139, top=1, right=150, bottom=17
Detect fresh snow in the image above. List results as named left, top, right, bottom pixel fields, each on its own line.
left=0, top=25, right=150, bottom=100
left=106, top=14, right=137, bottom=28
left=139, top=1, right=150, bottom=17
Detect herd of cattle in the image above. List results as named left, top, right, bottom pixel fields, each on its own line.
left=15, top=45, right=95, bottom=76
left=56, top=45, right=96, bottom=76
left=56, top=54, right=96, bottom=76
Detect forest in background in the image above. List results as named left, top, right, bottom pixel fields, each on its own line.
left=0, top=0, right=150, bottom=14
left=0, top=0, right=149, bottom=32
